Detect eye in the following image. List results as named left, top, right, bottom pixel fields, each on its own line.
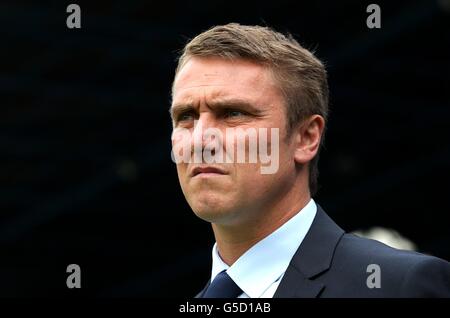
left=224, top=109, right=245, bottom=118
left=177, top=111, right=195, bottom=122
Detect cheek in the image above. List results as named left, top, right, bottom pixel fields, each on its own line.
left=176, top=164, right=189, bottom=186
left=171, top=128, right=194, bottom=164
left=231, top=167, right=277, bottom=207
left=233, top=163, right=264, bottom=188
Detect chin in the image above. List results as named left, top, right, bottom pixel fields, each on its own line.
left=189, top=194, right=238, bottom=224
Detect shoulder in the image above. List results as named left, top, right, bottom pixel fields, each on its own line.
left=328, top=233, right=450, bottom=297
left=337, top=232, right=447, bottom=269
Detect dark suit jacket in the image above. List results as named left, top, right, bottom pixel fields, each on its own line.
left=196, top=205, right=450, bottom=297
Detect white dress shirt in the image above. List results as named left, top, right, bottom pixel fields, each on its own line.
left=210, top=198, right=317, bottom=298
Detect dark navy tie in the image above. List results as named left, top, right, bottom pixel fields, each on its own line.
left=203, top=270, right=243, bottom=298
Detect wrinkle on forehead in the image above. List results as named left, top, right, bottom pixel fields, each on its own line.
left=174, top=84, right=227, bottom=93
left=172, top=57, right=282, bottom=109
left=174, top=57, right=269, bottom=88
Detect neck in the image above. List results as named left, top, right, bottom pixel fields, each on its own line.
left=212, top=185, right=311, bottom=266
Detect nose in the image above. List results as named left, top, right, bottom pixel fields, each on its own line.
left=191, top=113, right=223, bottom=160
left=192, top=113, right=215, bottom=147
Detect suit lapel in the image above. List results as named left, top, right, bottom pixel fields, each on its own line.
left=273, top=265, right=325, bottom=297
left=274, top=205, right=345, bottom=298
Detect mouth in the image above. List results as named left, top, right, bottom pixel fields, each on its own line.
left=191, top=166, right=228, bottom=177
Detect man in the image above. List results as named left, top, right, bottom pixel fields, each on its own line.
left=169, top=23, right=450, bottom=297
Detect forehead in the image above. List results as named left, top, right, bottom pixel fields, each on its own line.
left=172, top=57, right=279, bottom=103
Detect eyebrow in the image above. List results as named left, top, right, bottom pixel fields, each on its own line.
left=169, top=98, right=262, bottom=119
left=169, top=104, right=194, bottom=120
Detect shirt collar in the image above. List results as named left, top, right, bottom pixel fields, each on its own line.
left=210, top=198, right=317, bottom=298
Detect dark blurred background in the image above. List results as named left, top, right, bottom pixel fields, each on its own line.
left=1, top=0, right=449, bottom=297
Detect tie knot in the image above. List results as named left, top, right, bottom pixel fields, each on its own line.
left=203, top=270, right=243, bottom=298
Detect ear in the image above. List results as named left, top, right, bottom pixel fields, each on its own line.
left=293, top=115, right=325, bottom=165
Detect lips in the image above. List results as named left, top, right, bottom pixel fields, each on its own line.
left=191, top=166, right=227, bottom=177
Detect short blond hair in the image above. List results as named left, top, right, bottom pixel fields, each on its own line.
left=173, top=23, right=329, bottom=196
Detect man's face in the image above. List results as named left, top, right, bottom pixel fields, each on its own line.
left=171, top=57, right=298, bottom=226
